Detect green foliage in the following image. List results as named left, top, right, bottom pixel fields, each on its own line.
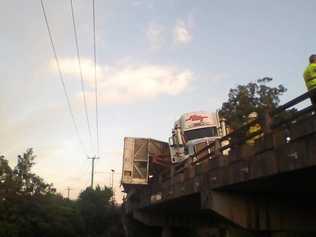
left=219, top=77, right=287, bottom=129
left=13, top=148, right=55, bottom=197
left=78, top=186, right=124, bottom=237
left=0, top=149, right=124, bottom=237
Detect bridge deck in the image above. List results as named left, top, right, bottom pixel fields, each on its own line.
left=125, top=92, right=316, bottom=231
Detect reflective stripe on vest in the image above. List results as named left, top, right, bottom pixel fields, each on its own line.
left=307, top=78, right=316, bottom=91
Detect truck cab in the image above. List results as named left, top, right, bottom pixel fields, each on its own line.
left=169, top=111, right=223, bottom=163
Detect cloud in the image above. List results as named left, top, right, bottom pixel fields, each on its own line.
left=207, top=73, right=230, bottom=82
left=132, top=1, right=144, bottom=7
left=132, top=0, right=154, bottom=9
left=49, top=58, right=193, bottom=105
left=174, top=20, right=192, bottom=45
left=96, top=65, right=193, bottom=104
left=146, top=23, right=165, bottom=50
left=49, top=58, right=106, bottom=84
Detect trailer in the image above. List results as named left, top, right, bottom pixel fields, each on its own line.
left=121, top=137, right=171, bottom=189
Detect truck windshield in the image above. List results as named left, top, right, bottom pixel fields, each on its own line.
left=184, top=127, right=217, bottom=141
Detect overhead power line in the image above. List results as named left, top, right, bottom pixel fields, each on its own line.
left=92, top=0, right=100, bottom=157
left=70, top=0, right=93, bottom=152
left=40, top=0, right=87, bottom=155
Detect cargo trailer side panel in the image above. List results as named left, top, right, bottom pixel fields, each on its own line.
left=122, top=137, right=135, bottom=184
left=122, top=137, right=149, bottom=185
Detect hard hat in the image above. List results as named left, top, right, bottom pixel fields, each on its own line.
left=309, top=54, right=316, bottom=63
left=248, top=112, right=258, bottom=119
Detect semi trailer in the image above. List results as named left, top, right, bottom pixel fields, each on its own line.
left=121, top=111, right=227, bottom=188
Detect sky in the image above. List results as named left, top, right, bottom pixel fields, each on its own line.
left=0, top=0, right=315, bottom=200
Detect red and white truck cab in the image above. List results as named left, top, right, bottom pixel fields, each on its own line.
left=169, top=111, right=226, bottom=163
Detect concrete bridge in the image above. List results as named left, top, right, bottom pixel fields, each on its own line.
left=123, top=92, right=316, bottom=237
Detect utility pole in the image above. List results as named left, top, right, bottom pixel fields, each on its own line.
left=111, top=169, right=115, bottom=204
left=66, top=187, right=72, bottom=199
left=88, top=156, right=99, bottom=188
left=110, top=169, right=115, bottom=190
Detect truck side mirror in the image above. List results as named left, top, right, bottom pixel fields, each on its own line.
left=168, top=137, right=174, bottom=147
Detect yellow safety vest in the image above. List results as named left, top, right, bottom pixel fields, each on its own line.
left=304, top=63, right=316, bottom=91
left=246, top=123, right=262, bottom=145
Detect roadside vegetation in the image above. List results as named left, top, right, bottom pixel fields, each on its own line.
left=219, top=77, right=288, bottom=129
left=0, top=148, right=125, bottom=237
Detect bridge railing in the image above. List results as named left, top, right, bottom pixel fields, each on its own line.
left=191, top=91, right=315, bottom=165
left=155, top=91, right=315, bottom=188
left=138, top=91, right=316, bottom=207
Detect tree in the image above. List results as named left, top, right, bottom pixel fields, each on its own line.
left=0, top=149, right=82, bottom=237
left=0, top=155, right=18, bottom=237
left=0, top=155, right=15, bottom=198
left=0, top=150, right=124, bottom=237
left=13, top=148, right=55, bottom=197
left=77, top=186, right=120, bottom=237
left=219, top=77, right=287, bottom=129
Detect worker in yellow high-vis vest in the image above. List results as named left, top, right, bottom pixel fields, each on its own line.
left=303, top=54, right=316, bottom=106
left=246, top=112, right=262, bottom=145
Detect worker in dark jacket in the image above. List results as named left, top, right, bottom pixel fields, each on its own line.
left=303, top=54, right=316, bottom=106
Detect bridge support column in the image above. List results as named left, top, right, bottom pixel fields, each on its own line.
left=123, top=213, right=161, bottom=237
left=254, top=231, right=271, bottom=237
left=202, top=190, right=316, bottom=232
left=196, top=227, right=226, bottom=237
left=161, top=226, right=173, bottom=237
